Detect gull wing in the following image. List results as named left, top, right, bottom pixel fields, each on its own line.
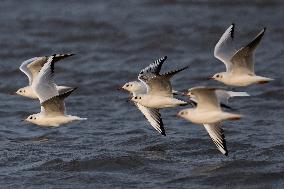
left=214, top=24, right=236, bottom=72
left=41, top=87, right=77, bottom=116
left=138, top=56, right=167, bottom=80
left=19, top=57, right=41, bottom=85
left=140, top=66, right=188, bottom=97
left=27, top=53, right=74, bottom=85
left=190, top=87, right=220, bottom=111
left=135, top=103, right=165, bottom=136
left=230, top=28, right=266, bottom=74
left=203, top=123, right=228, bottom=156
left=32, top=55, right=59, bottom=103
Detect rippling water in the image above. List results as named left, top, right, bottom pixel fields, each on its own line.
left=0, top=0, right=283, bottom=188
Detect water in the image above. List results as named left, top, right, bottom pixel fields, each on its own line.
left=0, top=0, right=283, bottom=188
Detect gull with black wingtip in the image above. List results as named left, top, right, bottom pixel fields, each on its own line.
left=129, top=56, right=188, bottom=136
left=210, top=24, right=273, bottom=86
left=15, top=54, right=74, bottom=99
left=25, top=55, right=87, bottom=126
left=177, top=87, right=245, bottom=156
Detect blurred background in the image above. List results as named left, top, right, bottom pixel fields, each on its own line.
left=0, top=0, right=283, bottom=188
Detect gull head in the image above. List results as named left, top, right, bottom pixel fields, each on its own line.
left=15, top=86, right=34, bottom=98
left=25, top=114, right=40, bottom=125
left=131, top=95, right=143, bottom=103
left=122, top=81, right=141, bottom=93
left=211, top=72, right=226, bottom=82
left=16, top=87, right=27, bottom=95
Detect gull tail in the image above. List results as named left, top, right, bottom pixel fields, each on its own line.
left=225, top=113, right=242, bottom=121
left=227, top=91, right=250, bottom=97
left=256, top=76, right=274, bottom=84
left=77, top=117, right=87, bottom=120
left=161, top=65, right=189, bottom=78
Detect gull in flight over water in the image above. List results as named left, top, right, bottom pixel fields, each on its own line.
left=15, top=54, right=74, bottom=99
left=210, top=24, right=273, bottom=87
left=25, top=55, right=87, bottom=126
left=177, top=87, right=246, bottom=156
left=128, top=56, right=188, bottom=136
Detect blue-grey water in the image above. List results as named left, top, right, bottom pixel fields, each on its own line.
left=0, top=0, right=283, bottom=188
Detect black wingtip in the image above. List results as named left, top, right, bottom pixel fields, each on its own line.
left=224, top=152, right=228, bottom=156
left=59, top=87, right=77, bottom=100
left=162, top=65, right=189, bottom=78
left=161, top=132, right=166, bottom=136
left=230, top=23, right=235, bottom=39
left=51, top=53, right=75, bottom=63
left=164, top=55, right=167, bottom=60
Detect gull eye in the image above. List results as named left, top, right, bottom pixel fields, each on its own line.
left=126, top=84, right=129, bottom=87
left=140, top=71, right=144, bottom=74
left=19, top=90, right=22, bottom=93
left=139, top=97, right=141, bottom=99
left=134, top=96, right=138, bottom=99
left=30, top=116, right=32, bottom=119
left=34, top=117, right=36, bottom=120
left=216, top=75, right=219, bottom=78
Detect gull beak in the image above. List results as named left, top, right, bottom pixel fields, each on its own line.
left=9, top=92, right=17, bottom=95
left=117, top=87, right=123, bottom=90
left=207, top=77, right=214, bottom=80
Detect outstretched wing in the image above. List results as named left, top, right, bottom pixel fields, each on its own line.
left=41, top=87, right=77, bottom=116
left=21, top=53, right=74, bottom=85
left=32, top=55, right=59, bottom=103
left=19, top=57, right=41, bottom=85
left=214, top=24, right=236, bottom=72
left=138, top=56, right=167, bottom=79
left=230, top=28, right=266, bottom=74
left=135, top=103, right=165, bottom=136
left=203, top=123, right=228, bottom=156
left=139, top=66, right=188, bottom=97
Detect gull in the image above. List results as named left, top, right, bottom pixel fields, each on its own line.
left=177, top=87, right=245, bottom=156
left=129, top=56, right=188, bottom=136
left=24, top=55, right=87, bottom=126
left=210, top=24, right=273, bottom=86
left=15, top=54, right=74, bottom=99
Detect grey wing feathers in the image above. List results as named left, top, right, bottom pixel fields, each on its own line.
left=138, top=56, right=167, bottom=82
left=41, top=87, right=77, bottom=115
left=231, top=28, right=266, bottom=73
left=214, top=23, right=236, bottom=71
left=33, top=55, right=58, bottom=103
left=139, top=56, right=167, bottom=75
left=20, top=57, right=40, bottom=85
left=136, top=103, right=165, bottom=136
left=204, top=123, right=228, bottom=156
